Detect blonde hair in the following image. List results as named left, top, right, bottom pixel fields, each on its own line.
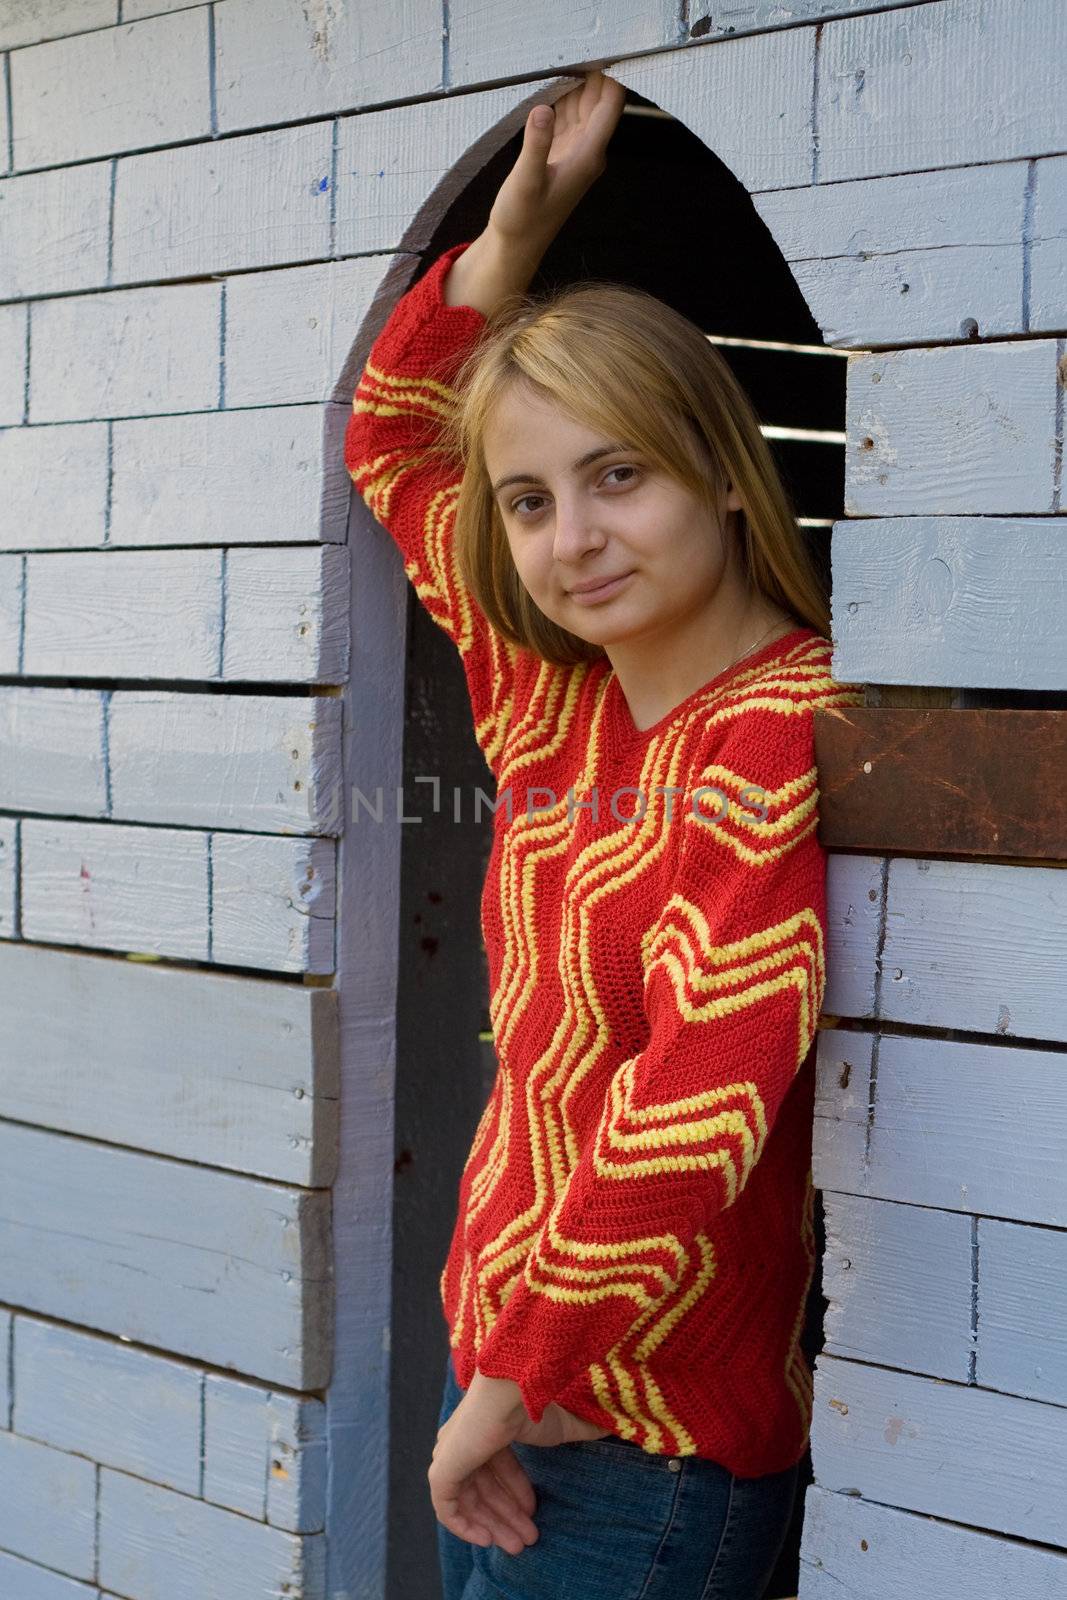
left=436, top=278, right=829, bottom=666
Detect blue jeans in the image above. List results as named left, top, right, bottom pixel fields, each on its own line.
left=434, top=1351, right=799, bottom=1600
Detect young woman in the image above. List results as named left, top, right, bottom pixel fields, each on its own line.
left=346, top=70, right=863, bottom=1600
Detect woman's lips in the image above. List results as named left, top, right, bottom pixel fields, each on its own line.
left=567, top=571, right=635, bottom=605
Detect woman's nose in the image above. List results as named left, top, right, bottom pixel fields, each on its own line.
left=552, top=495, right=604, bottom=560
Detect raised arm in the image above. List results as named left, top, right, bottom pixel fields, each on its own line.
left=344, top=72, right=627, bottom=777
left=344, top=241, right=524, bottom=774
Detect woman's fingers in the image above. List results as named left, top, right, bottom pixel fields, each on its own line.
left=476, top=1459, right=543, bottom=1542
left=490, top=1443, right=538, bottom=1518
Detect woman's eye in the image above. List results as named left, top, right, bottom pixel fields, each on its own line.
left=509, top=467, right=638, bottom=517
left=511, top=494, right=545, bottom=516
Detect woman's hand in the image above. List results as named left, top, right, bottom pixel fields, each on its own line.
left=442, top=70, right=627, bottom=314
left=428, top=1369, right=613, bottom=1554
left=488, top=70, right=627, bottom=254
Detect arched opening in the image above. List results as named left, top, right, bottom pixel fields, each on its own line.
left=386, top=87, right=848, bottom=1600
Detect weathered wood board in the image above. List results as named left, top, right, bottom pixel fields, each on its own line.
left=18, top=817, right=336, bottom=973
left=98, top=1468, right=325, bottom=1600
left=0, top=941, right=339, bottom=1184
left=0, top=1430, right=95, bottom=1580
left=844, top=345, right=1060, bottom=517
left=28, top=282, right=221, bottom=423
left=799, top=1482, right=1067, bottom=1599
left=823, top=852, right=883, bottom=1019
left=811, top=1354, right=1067, bottom=1548
left=880, top=857, right=1067, bottom=1041
left=112, top=122, right=334, bottom=283
left=821, top=1191, right=973, bottom=1379
left=832, top=517, right=1067, bottom=689
left=815, top=1029, right=1067, bottom=1225
left=11, top=8, right=210, bottom=171
left=0, top=1120, right=332, bottom=1388
left=814, top=707, right=1067, bottom=858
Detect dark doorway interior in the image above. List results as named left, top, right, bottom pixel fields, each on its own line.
left=386, top=88, right=847, bottom=1600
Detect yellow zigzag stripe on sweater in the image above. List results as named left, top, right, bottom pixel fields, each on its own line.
left=350, top=443, right=517, bottom=762
left=355, top=358, right=459, bottom=419
left=472, top=729, right=699, bottom=1443
left=498, top=907, right=821, bottom=1330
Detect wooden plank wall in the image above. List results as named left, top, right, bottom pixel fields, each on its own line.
left=0, top=1, right=1063, bottom=1598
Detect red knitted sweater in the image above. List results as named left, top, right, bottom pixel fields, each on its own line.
left=345, top=239, right=864, bottom=1476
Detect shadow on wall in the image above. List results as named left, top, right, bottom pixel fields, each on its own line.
left=386, top=88, right=848, bottom=1600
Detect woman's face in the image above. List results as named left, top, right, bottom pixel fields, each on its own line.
left=482, top=379, right=744, bottom=650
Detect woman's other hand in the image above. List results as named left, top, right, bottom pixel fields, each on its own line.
left=428, top=1368, right=614, bottom=1553
left=488, top=70, right=627, bottom=253
left=442, top=70, right=627, bottom=314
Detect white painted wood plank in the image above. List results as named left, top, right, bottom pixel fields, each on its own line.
left=223, top=545, right=350, bottom=683
left=23, top=548, right=222, bottom=678
left=818, top=0, right=1067, bottom=183
left=0, top=1430, right=95, bottom=1579
left=203, top=1377, right=270, bottom=1519
left=754, top=161, right=1027, bottom=260
left=0, top=50, right=8, bottom=177
left=124, top=0, right=201, bottom=16
left=787, top=232, right=1021, bottom=349
left=448, top=0, right=674, bottom=84
left=0, top=160, right=112, bottom=299
left=0, top=688, right=106, bottom=815
left=211, top=832, right=336, bottom=974
left=215, top=0, right=440, bottom=132
left=0, top=1119, right=332, bottom=1387
left=335, top=78, right=579, bottom=256
left=0, top=301, right=27, bottom=423
left=816, top=1027, right=1067, bottom=1227
left=0, top=1, right=116, bottom=52
left=16, top=547, right=349, bottom=682
left=108, top=691, right=344, bottom=834
left=0, top=552, right=21, bottom=670
left=0, top=939, right=340, bottom=1184
left=832, top=516, right=1067, bottom=690
left=0, top=422, right=109, bottom=551
left=20, top=817, right=209, bottom=961
left=609, top=30, right=814, bottom=193
left=1031, top=153, right=1067, bottom=335
left=265, top=1390, right=327, bottom=1534
left=0, top=1549, right=97, bottom=1600
left=813, top=1029, right=873, bottom=1196
left=112, top=122, right=333, bottom=284
left=109, top=405, right=347, bottom=546
left=203, top=1377, right=326, bottom=1533
left=29, top=282, right=221, bottom=423
left=881, top=857, right=1067, bottom=1042
left=844, top=342, right=1058, bottom=516
left=11, top=8, right=211, bottom=170
left=99, top=1469, right=325, bottom=1600
left=824, top=852, right=882, bottom=1018
left=15, top=1317, right=201, bottom=1496
left=811, top=1353, right=1067, bottom=1548
left=799, top=1482, right=1067, bottom=1600
left=0, top=1308, right=9, bottom=1423
left=0, top=818, right=17, bottom=937
left=977, top=1219, right=1067, bottom=1406
left=822, top=1192, right=973, bottom=1379
left=223, top=254, right=418, bottom=409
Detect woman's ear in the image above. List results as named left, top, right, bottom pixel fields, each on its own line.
left=724, top=482, right=743, bottom=513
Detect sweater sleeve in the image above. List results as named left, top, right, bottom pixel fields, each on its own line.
left=472, top=705, right=829, bottom=1422
left=344, top=239, right=520, bottom=775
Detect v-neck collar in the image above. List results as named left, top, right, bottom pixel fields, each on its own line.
left=600, top=627, right=818, bottom=760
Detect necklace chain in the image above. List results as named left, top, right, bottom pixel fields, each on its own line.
left=726, top=618, right=783, bottom=674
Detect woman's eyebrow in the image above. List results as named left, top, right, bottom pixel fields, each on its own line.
left=491, top=443, right=631, bottom=495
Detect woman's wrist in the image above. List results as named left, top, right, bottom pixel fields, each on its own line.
left=465, top=1366, right=530, bottom=1434
left=442, top=225, right=547, bottom=314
